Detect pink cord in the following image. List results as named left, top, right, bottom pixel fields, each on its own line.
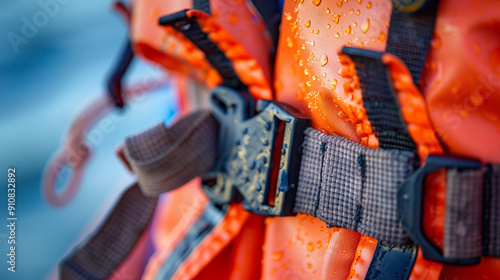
left=42, top=81, right=168, bottom=207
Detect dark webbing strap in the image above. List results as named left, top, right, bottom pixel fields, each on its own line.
left=485, top=165, right=500, bottom=257
left=366, top=243, right=417, bottom=279
left=60, top=184, right=157, bottom=280
left=342, top=47, right=418, bottom=153
left=294, top=128, right=417, bottom=244
left=159, top=10, right=245, bottom=90
left=386, top=0, right=440, bottom=84
left=124, top=111, right=218, bottom=197
left=192, top=0, right=210, bottom=14
left=247, top=0, right=281, bottom=49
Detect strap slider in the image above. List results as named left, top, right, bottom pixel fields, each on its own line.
left=398, top=154, right=482, bottom=265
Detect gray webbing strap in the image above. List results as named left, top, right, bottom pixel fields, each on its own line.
left=444, top=168, right=484, bottom=259
left=60, top=183, right=157, bottom=280
left=294, top=128, right=417, bottom=244
left=293, top=128, right=500, bottom=259
left=123, top=111, right=218, bottom=197
left=486, top=165, right=500, bottom=257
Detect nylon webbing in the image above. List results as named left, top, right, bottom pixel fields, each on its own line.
left=192, top=0, right=210, bottom=14
left=124, top=111, right=218, bottom=197
left=294, top=128, right=418, bottom=244
left=60, top=183, right=157, bottom=280
left=386, top=0, right=440, bottom=85
left=485, top=165, right=500, bottom=257
left=366, top=243, right=417, bottom=279
left=247, top=0, right=281, bottom=49
left=159, top=11, right=245, bottom=90
left=342, top=48, right=418, bottom=153
left=293, top=129, right=500, bottom=259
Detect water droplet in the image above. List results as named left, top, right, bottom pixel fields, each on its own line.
left=336, top=0, right=343, bottom=7
left=342, top=249, right=347, bottom=253
left=272, top=251, right=284, bottom=261
left=307, top=263, right=313, bottom=269
left=357, top=0, right=362, bottom=3
left=346, top=25, right=352, bottom=34
left=285, top=12, right=292, bottom=21
left=313, top=0, right=321, bottom=6
left=321, top=54, right=328, bottom=67
left=326, top=8, right=331, bottom=13
left=331, top=79, right=337, bottom=90
left=317, top=240, right=322, bottom=248
left=361, top=18, right=370, bottom=33
left=315, top=29, right=320, bottom=34
left=350, top=9, right=354, bottom=14
left=326, top=24, right=331, bottom=29
left=312, top=75, right=317, bottom=81
left=305, top=20, right=311, bottom=28
left=306, top=81, right=312, bottom=87
left=304, top=69, right=309, bottom=75
left=378, top=31, right=386, bottom=42
left=356, top=9, right=361, bottom=15
left=353, top=22, right=357, bottom=27
left=286, top=37, right=293, bottom=48
left=322, top=72, right=327, bottom=78
left=308, top=41, right=315, bottom=46
left=228, top=12, right=238, bottom=24
left=307, top=242, right=315, bottom=252
left=366, top=2, right=372, bottom=9
left=335, top=32, right=340, bottom=38
left=333, top=15, right=340, bottom=24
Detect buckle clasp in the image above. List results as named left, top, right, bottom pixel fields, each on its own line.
left=202, top=87, right=310, bottom=216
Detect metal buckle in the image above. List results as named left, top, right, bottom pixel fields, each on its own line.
left=202, top=87, right=253, bottom=204
left=398, top=154, right=482, bottom=265
left=202, top=87, right=310, bottom=216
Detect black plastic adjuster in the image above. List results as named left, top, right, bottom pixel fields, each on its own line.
left=398, top=154, right=482, bottom=265
left=202, top=87, right=253, bottom=204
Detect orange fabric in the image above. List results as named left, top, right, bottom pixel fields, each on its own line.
left=381, top=53, right=446, bottom=280
left=265, top=0, right=393, bottom=278
left=186, top=10, right=272, bottom=100
left=417, top=0, right=500, bottom=278
left=131, top=0, right=274, bottom=96
left=170, top=204, right=250, bottom=280
left=142, top=180, right=208, bottom=280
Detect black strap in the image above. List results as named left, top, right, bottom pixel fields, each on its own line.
left=366, top=243, right=417, bottom=280
left=60, top=183, right=157, bottom=280
left=192, top=0, right=210, bottom=14
left=159, top=10, right=246, bottom=90
left=107, top=39, right=134, bottom=108
left=386, top=0, right=440, bottom=85
left=341, top=47, right=418, bottom=153
left=247, top=0, right=281, bottom=50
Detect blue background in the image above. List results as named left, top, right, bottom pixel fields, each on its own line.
left=0, top=1, right=176, bottom=279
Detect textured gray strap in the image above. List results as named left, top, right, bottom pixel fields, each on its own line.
left=485, top=165, right=500, bottom=257
left=444, top=168, right=485, bottom=259
left=294, top=128, right=417, bottom=244
left=124, top=111, right=218, bottom=197
left=60, top=183, right=157, bottom=280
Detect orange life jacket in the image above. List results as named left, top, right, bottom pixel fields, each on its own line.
left=61, top=0, right=500, bottom=279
